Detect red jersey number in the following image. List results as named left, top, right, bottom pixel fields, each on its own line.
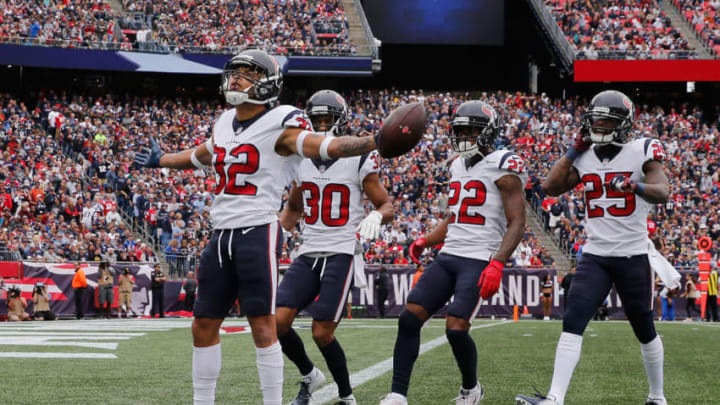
left=582, top=172, right=636, bottom=218
left=213, top=144, right=260, bottom=195
left=448, top=180, right=487, bottom=225
left=301, top=182, right=350, bottom=227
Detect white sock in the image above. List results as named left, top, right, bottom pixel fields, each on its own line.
left=256, top=341, right=284, bottom=405
left=547, top=332, right=583, bottom=405
left=641, top=335, right=665, bottom=400
left=193, top=344, right=221, bottom=405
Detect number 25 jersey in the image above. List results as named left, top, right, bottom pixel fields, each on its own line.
left=573, top=137, right=666, bottom=257
left=296, top=151, right=381, bottom=256
left=209, top=105, right=308, bottom=229
left=441, top=150, right=527, bottom=261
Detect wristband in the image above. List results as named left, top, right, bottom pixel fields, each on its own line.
left=635, top=182, right=646, bottom=196
left=565, top=147, right=580, bottom=161
left=190, top=149, right=205, bottom=169
left=319, top=136, right=334, bottom=161
left=205, top=137, right=213, bottom=154
left=295, top=130, right=310, bottom=158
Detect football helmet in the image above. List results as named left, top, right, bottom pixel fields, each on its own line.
left=305, top=89, right=350, bottom=137
left=220, top=49, right=282, bottom=106
left=450, top=101, right=499, bottom=158
left=582, top=90, right=635, bottom=146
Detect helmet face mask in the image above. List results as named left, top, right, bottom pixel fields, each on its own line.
left=450, top=101, right=498, bottom=158
left=221, top=50, right=282, bottom=106
left=583, top=90, right=634, bottom=146
left=305, top=90, right=349, bottom=137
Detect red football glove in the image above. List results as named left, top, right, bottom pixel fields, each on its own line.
left=572, top=128, right=591, bottom=152
left=608, top=174, right=636, bottom=194
left=408, top=237, right=427, bottom=264
left=478, top=259, right=504, bottom=299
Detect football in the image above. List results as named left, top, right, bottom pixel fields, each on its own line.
left=375, top=102, right=427, bottom=158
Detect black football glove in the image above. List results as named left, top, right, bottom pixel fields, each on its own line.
left=134, top=137, right=163, bottom=168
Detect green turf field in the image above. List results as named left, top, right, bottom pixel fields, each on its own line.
left=0, top=318, right=715, bottom=404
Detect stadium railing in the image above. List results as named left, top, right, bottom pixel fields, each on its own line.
left=525, top=0, right=575, bottom=71
left=352, top=0, right=379, bottom=59
left=576, top=49, right=699, bottom=60
left=0, top=250, right=21, bottom=262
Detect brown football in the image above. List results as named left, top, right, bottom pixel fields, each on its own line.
left=376, top=102, right=427, bottom=158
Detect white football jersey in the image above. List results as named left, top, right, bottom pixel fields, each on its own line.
left=297, top=151, right=381, bottom=255
left=573, top=137, right=666, bottom=256
left=441, top=150, right=527, bottom=261
left=209, top=105, right=310, bottom=229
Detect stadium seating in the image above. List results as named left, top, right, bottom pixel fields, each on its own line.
left=0, top=0, right=355, bottom=55
left=546, top=0, right=698, bottom=59
left=1, top=89, right=716, bottom=275
left=672, top=0, right=720, bottom=57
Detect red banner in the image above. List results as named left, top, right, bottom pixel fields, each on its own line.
left=574, top=60, right=720, bottom=82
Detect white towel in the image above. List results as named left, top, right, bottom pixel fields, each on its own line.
left=353, top=241, right=367, bottom=289
left=648, top=241, right=681, bottom=290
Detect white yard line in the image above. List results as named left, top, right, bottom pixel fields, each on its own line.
left=0, top=352, right=117, bottom=359
left=311, top=321, right=512, bottom=404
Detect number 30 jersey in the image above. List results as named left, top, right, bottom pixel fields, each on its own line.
left=573, top=137, right=665, bottom=257
left=441, top=150, right=527, bottom=261
left=296, top=151, right=381, bottom=256
left=209, top=105, right=309, bottom=229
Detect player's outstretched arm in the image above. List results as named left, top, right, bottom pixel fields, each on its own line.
left=276, top=128, right=376, bottom=159
left=279, top=182, right=304, bottom=231
left=133, top=137, right=212, bottom=170
left=494, top=175, right=526, bottom=264
left=542, top=157, right=581, bottom=196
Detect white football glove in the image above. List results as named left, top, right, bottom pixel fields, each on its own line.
left=357, top=210, right=382, bottom=240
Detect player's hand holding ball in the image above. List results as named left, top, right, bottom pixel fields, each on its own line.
left=478, top=259, right=504, bottom=299
left=134, top=137, right=163, bottom=168
left=608, top=174, right=636, bottom=194
left=408, top=237, right=427, bottom=264
left=374, top=102, right=427, bottom=158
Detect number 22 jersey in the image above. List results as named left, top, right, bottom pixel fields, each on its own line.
left=573, top=137, right=665, bottom=257
left=441, top=150, right=527, bottom=261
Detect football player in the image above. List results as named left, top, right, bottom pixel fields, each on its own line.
left=380, top=101, right=527, bottom=405
left=276, top=90, right=393, bottom=405
left=515, top=90, right=670, bottom=405
left=133, top=50, right=380, bottom=405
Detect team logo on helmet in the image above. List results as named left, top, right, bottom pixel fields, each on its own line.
left=481, top=104, right=496, bottom=121
left=622, top=96, right=633, bottom=110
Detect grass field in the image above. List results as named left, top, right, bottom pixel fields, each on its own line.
left=1, top=318, right=716, bottom=404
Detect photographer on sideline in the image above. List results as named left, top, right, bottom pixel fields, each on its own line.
left=8, top=286, right=30, bottom=321
left=118, top=268, right=136, bottom=318
left=32, top=282, right=55, bottom=321
left=97, top=262, right=115, bottom=319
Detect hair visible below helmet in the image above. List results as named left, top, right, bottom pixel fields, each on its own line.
left=305, top=89, right=350, bottom=137
left=220, top=49, right=283, bottom=106
left=450, top=101, right=499, bottom=158
left=583, top=90, right=635, bottom=146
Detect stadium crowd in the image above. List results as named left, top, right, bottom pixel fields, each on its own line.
left=0, top=0, right=355, bottom=55
left=546, top=0, right=697, bottom=59
left=1, top=87, right=718, bottom=276
left=673, top=0, right=720, bottom=57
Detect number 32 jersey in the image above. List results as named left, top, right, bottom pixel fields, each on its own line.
left=209, top=105, right=309, bottom=229
left=296, top=151, right=381, bottom=256
left=441, top=150, right=527, bottom=261
left=573, top=138, right=665, bottom=257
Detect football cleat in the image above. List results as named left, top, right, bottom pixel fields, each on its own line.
left=645, top=396, right=668, bottom=405
left=378, top=392, right=408, bottom=405
left=515, top=394, right=559, bottom=405
left=452, top=382, right=484, bottom=404
left=333, top=394, right=357, bottom=405
left=287, top=368, right=326, bottom=405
